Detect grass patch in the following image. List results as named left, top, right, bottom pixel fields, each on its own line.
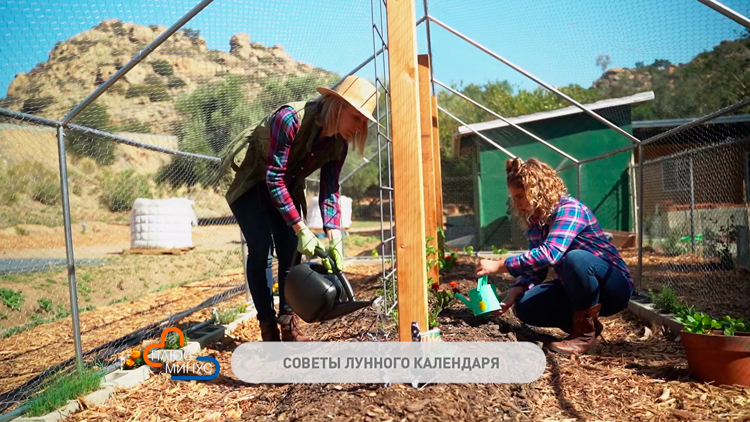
left=37, top=298, right=54, bottom=313
left=1, top=274, right=23, bottom=283
left=25, top=366, right=103, bottom=417
left=345, top=234, right=380, bottom=248
left=0, top=287, right=24, bottom=311
left=0, top=304, right=93, bottom=339
left=212, top=303, right=248, bottom=325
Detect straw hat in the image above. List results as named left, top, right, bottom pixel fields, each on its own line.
left=317, top=75, right=378, bottom=123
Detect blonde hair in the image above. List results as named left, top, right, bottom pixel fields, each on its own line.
left=317, top=95, right=368, bottom=156
left=506, top=157, right=568, bottom=227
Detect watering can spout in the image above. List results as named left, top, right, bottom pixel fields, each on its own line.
left=455, top=293, right=471, bottom=307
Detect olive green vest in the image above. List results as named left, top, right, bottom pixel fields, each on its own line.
left=222, top=99, right=346, bottom=218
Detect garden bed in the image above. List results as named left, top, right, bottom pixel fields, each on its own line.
left=0, top=269, right=249, bottom=402
left=46, top=256, right=750, bottom=422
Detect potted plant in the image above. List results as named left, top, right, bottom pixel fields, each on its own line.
left=678, top=311, right=750, bottom=387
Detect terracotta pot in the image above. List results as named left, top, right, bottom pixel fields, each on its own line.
left=681, top=330, right=750, bottom=387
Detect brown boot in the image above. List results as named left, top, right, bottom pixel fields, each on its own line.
left=278, top=312, right=312, bottom=342
left=259, top=318, right=281, bottom=341
left=563, top=314, right=603, bottom=338
left=550, top=304, right=602, bottom=355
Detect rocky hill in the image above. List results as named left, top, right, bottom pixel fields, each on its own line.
left=591, top=35, right=750, bottom=120
left=1, top=19, right=335, bottom=134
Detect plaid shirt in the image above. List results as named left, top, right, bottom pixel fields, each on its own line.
left=505, top=196, right=634, bottom=291
left=266, top=106, right=347, bottom=230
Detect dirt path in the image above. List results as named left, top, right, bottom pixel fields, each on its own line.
left=0, top=224, right=243, bottom=259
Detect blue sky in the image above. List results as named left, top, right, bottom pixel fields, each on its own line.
left=1, top=0, right=748, bottom=99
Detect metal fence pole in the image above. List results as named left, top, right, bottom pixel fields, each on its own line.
left=428, top=15, right=642, bottom=145
left=637, top=144, right=645, bottom=293
left=697, top=0, right=750, bottom=31
left=689, top=153, right=697, bottom=254
left=576, top=164, right=582, bottom=199
left=56, top=126, right=84, bottom=371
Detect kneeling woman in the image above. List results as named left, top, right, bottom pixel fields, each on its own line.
left=476, top=157, right=634, bottom=355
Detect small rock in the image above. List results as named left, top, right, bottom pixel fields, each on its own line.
left=639, top=327, right=653, bottom=341
left=405, top=400, right=428, bottom=412
left=507, top=332, right=517, bottom=342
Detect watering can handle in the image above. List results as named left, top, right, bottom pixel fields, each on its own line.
left=314, top=247, right=356, bottom=302
left=477, top=275, right=488, bottom=287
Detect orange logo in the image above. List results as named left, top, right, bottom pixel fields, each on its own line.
left=143, top=327, right=185, bottom=368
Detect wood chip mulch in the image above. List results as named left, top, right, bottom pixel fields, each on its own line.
left=0, top=269, right=248, bottom=400
left=58, top=258, right=750, bottom=422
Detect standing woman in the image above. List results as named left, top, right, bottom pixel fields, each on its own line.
left=476, top=158, right=634, bottom=354
left=223, top=76, right=377, bottom=341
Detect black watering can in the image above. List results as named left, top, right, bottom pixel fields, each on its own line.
left=285, top=247, right=374, bottom=323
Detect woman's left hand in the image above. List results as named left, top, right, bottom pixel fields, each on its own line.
left=475, top=259, right=505, bottom=276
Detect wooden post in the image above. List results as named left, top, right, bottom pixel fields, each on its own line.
left=386, top=0, right=429, bottom=341
left=431, top=96, right=445, bottom=250
left=418, top=55, right=439, bottom=286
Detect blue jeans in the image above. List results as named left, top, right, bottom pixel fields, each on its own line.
left=513, top=249, right=633, bottom=331
left=230, top=185, right=298, bottom=321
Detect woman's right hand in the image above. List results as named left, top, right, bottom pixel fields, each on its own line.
left=493, top=286, right=524, bottom=317
left=295, top=224, right=325, bottom=258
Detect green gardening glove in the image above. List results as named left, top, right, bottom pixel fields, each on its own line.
left=322, top=236, right=344, bottom=274
left=296, top=227, right=325, bottom=258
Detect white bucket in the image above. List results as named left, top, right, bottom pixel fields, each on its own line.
left=304, top=195, right=352, bottom=230
left=130, top=198, right=198, bottom=249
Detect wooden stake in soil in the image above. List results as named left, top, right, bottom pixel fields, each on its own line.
left=418, top=54, right=439, bottom=286
left=386, top=0, right=429, bottom=341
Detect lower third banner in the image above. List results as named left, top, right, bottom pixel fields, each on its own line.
left=231, top=341, right=546, bottom=384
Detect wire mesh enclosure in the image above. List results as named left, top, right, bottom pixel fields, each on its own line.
left=0, top=0, right=395, bottom=413
left=1, top=0, right=749, bottom=417
left=423, top=0, right=750, bottom=326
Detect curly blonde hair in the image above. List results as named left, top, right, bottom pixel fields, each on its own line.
left=506, top=157, right=568, bottom=227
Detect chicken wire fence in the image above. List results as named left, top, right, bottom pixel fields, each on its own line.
left=420, top=0, right=750, bottom=326
left=637, top=117, right=750, bottom=321
left=1, top=0, right=750, bottom=416
left=0, top=0, right=395, bottom=415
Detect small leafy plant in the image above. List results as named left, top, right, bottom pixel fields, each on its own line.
left=426, top=238, right=458, bottom=273
left=491, top=245, right=509, bottom=255
left=678, top=311, right=747, bottom=336
left=121, top=349, right=146, bottom=370
left=650, top=287, right=679, bottom=314
left=0, top=288, right=24, bottom=311
left=212, top=303, right=250, bottom=324
left=649, top=287, right=695, bottom=319
left=427, top=281, right=460, bottom=329
left=442, top=248, right=459, bottom=273
left=164, top=330, right=189, bottom=350
left=718, top=316, right=747, bottom=336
